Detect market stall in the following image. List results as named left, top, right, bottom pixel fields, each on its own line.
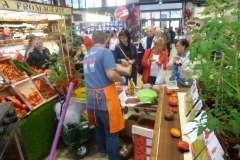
left=0, top=0, right=72, bottom=57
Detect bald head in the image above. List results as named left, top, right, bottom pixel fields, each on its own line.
left=154, top=27, right=163, bottom=37
left=145, top=26, right=154, bottom=37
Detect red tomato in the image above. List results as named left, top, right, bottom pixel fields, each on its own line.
left=171, top=93, right=178, bottom=98
left=22, top=104, right=27, bottom=110
left=16, top=113, right=23, bottom=119
left=14, top=108, right=21, bottom=114
left=166, top=89, right=173, bottom=95
left=170, top=107, right=177, bottom=113
left=168, top=97, right=179, bottom=106
left=21, top=110, right=27, bottom=116
left=177, top=141, right=189, bottom=151
left=1, top=99, right=7, bottom=103
left=205, top=130, right=210, bottom=139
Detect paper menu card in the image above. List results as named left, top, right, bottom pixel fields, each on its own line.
left=187, top=100, right=203, bottom=121
left=184, top=83, right=200, bottom=117
left=192, top=131, right=224, bottom=160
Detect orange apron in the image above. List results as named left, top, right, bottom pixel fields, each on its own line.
left=87, top=83, right=125, bottom=133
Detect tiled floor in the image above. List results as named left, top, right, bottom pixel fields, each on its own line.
left=44, top=45, right=177, bottom=160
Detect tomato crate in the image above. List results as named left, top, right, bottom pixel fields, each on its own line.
left=12, top=78, right=45, bottom=110
left=133, top=134, right=152, bottom=160
left=31, top=73, right=58, bottom=101
left=61, top=121, right=95, bottom=147
left=0, top=56, right=28, bottom=83
left=0, top=85, right=31, bottom=118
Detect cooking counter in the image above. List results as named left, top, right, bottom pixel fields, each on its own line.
left=150, top=86, right=192, bottom=160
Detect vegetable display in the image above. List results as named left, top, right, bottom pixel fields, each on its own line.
left=168, top=97, right=179, bottom=106
left=0, top=61, right=23, bottom=80
left=166, top=89, right=173, bottom=95
left=169, top=107, right=177, bottom=113
left=164, top=111, right=174, bottom=120
left=25, top=91, right=43, bottom=108
left=177, top=141, right=189, bottom=151
left=0, top=96, right=28, bottom=118
left=170, top=128, right=181, bottom=137
left=13, top=59, right=38, bottom=75
left=33, top=78, right=57, bottom=99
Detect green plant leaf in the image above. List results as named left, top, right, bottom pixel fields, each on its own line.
left=233, top=144, right=240, bottom=149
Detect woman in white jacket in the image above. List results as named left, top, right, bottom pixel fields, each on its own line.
left=167, top=39, right=193, bottom=86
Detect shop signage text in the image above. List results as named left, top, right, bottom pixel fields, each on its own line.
left=0, top=0, right=72, bottom=15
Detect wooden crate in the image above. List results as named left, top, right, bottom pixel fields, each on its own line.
left=0, top=56, right=28, bottom=83
left=12, top=78, right=46, bottom=110
left=31, top=73, right=58, bottom=101
left=0, top=85, right=31, bottom=117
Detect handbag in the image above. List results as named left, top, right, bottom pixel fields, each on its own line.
left=138, top=49, right=152, bottom=75
left=116, top=45, right=132, bottom=76
left=155, top=66, right=166, bottom=84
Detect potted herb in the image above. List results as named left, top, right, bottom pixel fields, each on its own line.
left=188, top=0, right=240, bottom=159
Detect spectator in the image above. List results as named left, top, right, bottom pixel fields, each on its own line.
left=81, top=32, right=92, bottom=51
left=0, top=27, right=13, bottom=40
left=51, top=34, right=66, bottom=55
left=138, top=26, right=155, bottom=62
left=153, top=27, right=166, bottom=42
left=83, top=30, right=125, bottom=160
left=109, top=30, right=119, bottom=52
left=26, top=37, right=51, bottom=69
left=164, top=28, right=171, bottom=57
left=113, top=29, right=138, bottom=85
left=169, top=27, right=176, bottom=46
left=167, top=39, right=193, bottom=86
left=24, top=34, right=36, bottom=59
left=141, top=39, right=168, bottom=84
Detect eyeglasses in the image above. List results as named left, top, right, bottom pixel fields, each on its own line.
left=120, top=37, right=127, bottom=40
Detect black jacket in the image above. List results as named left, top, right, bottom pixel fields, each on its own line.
left=26, top=47, right=50, bottom=69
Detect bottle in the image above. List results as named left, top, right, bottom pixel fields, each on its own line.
left=129, top=78, right=135, bottom=96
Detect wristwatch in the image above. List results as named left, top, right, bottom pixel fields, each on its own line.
left=118, top=59, right=121, bottom=63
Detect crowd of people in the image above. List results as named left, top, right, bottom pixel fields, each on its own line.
left=82, top=27, right=193, bottom=160
left=11, top=26, right=193, bottom=160
left=20, top=25, right=193, bottom=87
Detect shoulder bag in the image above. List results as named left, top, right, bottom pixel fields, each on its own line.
left=116, top=45, right=132, bottom=76
left=138, top=49, right=152, bottom=75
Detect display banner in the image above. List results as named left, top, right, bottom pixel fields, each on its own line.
left=0, top=0, right=72, bottom=15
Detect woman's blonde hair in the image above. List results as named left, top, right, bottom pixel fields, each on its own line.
left=154, top=39, right=165, bottom=46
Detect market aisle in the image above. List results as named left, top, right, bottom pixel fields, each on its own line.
left=44, top=45, right=177, bottom=160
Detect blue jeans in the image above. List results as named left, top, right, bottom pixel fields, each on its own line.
left=147, top=76, right=156, bottom=85
left=89, top=109, right=121, bottom=160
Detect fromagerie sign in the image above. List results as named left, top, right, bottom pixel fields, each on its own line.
left=0, top=0, right=72, bottom=15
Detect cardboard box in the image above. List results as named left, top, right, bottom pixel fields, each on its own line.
left=132, top=114, right=155, bottom=138
left=121, top=119, right=138, bottom=138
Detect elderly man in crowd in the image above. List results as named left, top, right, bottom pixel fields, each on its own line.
left=0, top=27, right=13, bottom=40
left=26, top=37, right=51, bottom=69
left=138, top=26, right=155, bottom=62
